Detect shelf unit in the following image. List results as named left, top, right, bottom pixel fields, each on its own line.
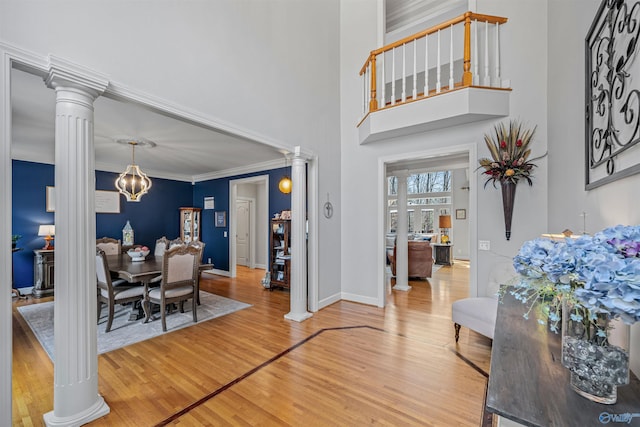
left=270, top=219, right=291, bottom=289
left=180, top=207, right=202, bottom=243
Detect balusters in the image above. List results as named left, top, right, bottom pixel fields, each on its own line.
left=424, top=34, right=429, bottom=96
left=381, top=51, right=386, bottom=108
left=362, top=67, right=367, bottom=115
left=357, top=12, right=508, bottom=120
left=412, top=40, right=417, bottom=100
left=483, top=20, right=490, bottom=86
left=494, top=22, right=501, bottom=88
left=436, top=29, right=442, bottom=93
left=473, top=19, right=479, bottom=85
left=391, top=48, right=396, bottom=105
left=401, top=43, right=407, bottom=102
left=449, top=24, right=454, bottom=90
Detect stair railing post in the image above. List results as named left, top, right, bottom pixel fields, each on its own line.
left=463, top=12, right=472, bottom=86
left=369, top=54, right=378, bottom=112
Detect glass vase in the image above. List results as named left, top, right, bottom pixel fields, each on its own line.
left=561, top=301, right=630, bottom=404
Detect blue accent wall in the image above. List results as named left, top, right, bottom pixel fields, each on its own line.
left=11, top=160, right=192, bottom=288
left=11, top=160, right=291, bottom=289
left=193, top=167, right=291, bottom=271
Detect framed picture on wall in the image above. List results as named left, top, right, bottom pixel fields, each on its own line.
left=46, top=186, right=120, bottom=213
left=215, top=211, right=226, bottom=228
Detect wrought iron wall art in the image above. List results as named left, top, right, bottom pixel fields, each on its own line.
left=586, top=0, right=640, bottom=189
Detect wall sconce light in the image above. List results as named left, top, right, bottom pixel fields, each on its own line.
left=439, top=214, right=452, bottom=244
left=278, top=155, right=292, bottom=194
left=38, top=224, right=55, bottom=250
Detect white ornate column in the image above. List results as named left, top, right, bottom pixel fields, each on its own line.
left=0, top=45, right=13, bottom=427
left=393, top=171, right=411, bottom=291
left=43, top=56, right=110, bottom=427
left=285, top=146, right=313, bottom=322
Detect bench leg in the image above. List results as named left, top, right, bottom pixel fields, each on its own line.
left=454, top=323, right=461, bottom=342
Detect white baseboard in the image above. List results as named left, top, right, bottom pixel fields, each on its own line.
left=318, top=292, right=341, bottom=310
left=340, top=292, right=378, bottom=306
left=202, top=269, right=231, bottom=277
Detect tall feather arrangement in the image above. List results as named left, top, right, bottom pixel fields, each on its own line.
left=478, top=120, right=538, bottom=187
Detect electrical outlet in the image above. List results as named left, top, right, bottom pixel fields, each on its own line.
left=223, top=231, right=228, bottom=238
left=479, top=240, right=490, bottom=251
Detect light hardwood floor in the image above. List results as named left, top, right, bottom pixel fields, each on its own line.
left=12, top=261, right=493, bottom=426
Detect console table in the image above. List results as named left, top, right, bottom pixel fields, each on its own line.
left=33, top=249, right=55, bottom=298
left=487, top=291, right=640, bottom=426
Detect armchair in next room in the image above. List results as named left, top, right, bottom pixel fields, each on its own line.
left=389, top=240, right=433, bottom=279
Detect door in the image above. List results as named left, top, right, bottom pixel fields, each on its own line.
left=236, top=199, right=250, bottom=266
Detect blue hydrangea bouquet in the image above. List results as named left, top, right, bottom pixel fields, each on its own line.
left=508, top=224, right=640, bottom=334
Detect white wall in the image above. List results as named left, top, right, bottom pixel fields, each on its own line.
left=341, top=0, right=549, bottom=302
left=452, top=168, right=470, bottom=259
left=0, top=0, right=343, bottom=303
left=547, top=0, right=640, bottom=377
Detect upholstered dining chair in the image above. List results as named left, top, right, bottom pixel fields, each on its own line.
left=96, top=248, right=145, bottom=332
left=169, top=237, right=184, bottom=249
left=188, top=241, right=206, bottom=305
left=154, top=236, right=169, bottom=257
left=148, top=245, right=200, bottom=332
left=96, top=237, right=121, bottom=255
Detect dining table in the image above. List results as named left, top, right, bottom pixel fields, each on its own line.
left=106, top=253, right=213, bottom=323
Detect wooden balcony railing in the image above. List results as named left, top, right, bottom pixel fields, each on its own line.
left=359, top=11, right=509, bottom=122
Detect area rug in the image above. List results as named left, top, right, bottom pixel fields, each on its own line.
left=18, top=291, right=251, bottom=361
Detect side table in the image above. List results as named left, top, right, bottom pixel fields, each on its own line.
left=33, top=249, right=55, bottom=298
left=432, top=243, right=453, bottom=265
left=12, top=247, right=27, bottom=299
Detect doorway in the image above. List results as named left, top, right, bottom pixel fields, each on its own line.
left=378, top=143, right=478, bottom=308
left=236, top=198, right=253, bottom=267
left=229, top=175, right=269, bottom=278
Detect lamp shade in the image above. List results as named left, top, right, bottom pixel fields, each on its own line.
left=439, top=215, right=452, bottom=229
left=38, top=225, right=55, bottom=236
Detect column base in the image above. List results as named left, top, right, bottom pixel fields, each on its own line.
left=43, top=395, right=110, bottom=427
left=284, top=311, right=313, bottom=322
left=393, top=284, right=412, bottom=292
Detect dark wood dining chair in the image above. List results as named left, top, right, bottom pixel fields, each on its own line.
left=147, top=245, right=200, bottom=332
left=96, top=248, right=145, bottom=332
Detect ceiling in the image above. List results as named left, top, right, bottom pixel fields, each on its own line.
left=385, top=0, right=463, bottom=33
left=10, top=68, right=286, bottom=182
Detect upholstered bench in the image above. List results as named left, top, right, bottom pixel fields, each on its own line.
left=452, top=261, right=515, bottom=342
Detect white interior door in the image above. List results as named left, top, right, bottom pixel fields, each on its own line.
left=236, top=199, right=250, bottom=266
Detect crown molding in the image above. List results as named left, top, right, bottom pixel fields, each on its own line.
left=191, top=158, right=285, bottom=182
left=11, top=150, right=285, bottom=184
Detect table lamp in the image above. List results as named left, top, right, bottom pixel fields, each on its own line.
left=439, top=215, right=452, bottom=244
left=38, top=224, right=55, bottom=250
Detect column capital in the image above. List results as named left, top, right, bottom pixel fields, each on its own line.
left=291, top=146, right=314, bottom=162
left=45, top=55, right=109, bottom=98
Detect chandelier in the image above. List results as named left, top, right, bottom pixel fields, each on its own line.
left=115, top=139, right=153, bottom=202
